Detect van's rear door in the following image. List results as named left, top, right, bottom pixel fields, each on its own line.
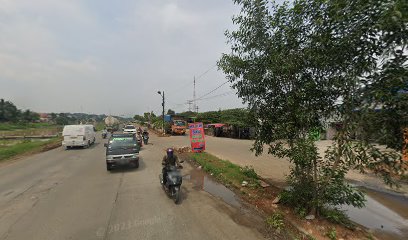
left=63, top=125, right=85, bottom=144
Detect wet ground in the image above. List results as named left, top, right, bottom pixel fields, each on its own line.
left=184, top=169, right=242, bottom=208
left=184, top=167, right=408, bottom=240
left=341, top=188, right=408, bottom=240
left=181, top=167, right=277, bottom=238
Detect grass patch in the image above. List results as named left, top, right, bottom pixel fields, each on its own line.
left=266, top=212, right=285, bottom=232
left=188, top=152, right=260, bottom=188
left=321, top=207, right=355, bottom=229
left=0, top=122, right=55, bottom=131
left=0, top=138, right=61, bottom=161
left=325, top=227, right=337, bottom=240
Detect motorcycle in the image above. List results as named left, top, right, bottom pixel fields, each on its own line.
left=142, top=134, right=149, bottom=145
left=159, top=162, right=184, bottom=204
left=102, top=131, right=107, bottom=139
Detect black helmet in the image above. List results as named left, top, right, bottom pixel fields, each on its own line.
left=166, top=148, right=174, bottom=158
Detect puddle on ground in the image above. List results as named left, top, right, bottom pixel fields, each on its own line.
left=185, top=169, right=408, bottom=239
left=184, top=169, right=242, bottom=208
left=340, top=187, right=408, bottom=240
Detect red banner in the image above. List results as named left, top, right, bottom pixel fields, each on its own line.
left=189, top=122, right=206, bottom=153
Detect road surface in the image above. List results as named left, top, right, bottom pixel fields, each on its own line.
left=165, top=133, right=408, bottom=194
left=0, top=134, right=265, bottom=240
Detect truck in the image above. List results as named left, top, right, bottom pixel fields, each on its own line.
left=170, top=119, right=187, bottom=135
left=104, top=116, right=119, bottom=133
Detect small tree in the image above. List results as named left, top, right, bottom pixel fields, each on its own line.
left=219, top=0, right=407, bottom=214
left=167, top=109, right=175, bottom=116
left=133, top=114, right=145, bottom=122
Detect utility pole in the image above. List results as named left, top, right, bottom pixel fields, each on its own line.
left=187, top=100, right=193, bottom=112
left=196, top=105, right=199, bottom=113
left=193, top=76, right=196, bottom=113
left=157, top=91, right=165, bottom=134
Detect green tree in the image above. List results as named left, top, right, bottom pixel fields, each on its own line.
left=167, top=109, right=175, bottom=116
left=55, top=113, right=69, bottom=125
left=50, top=113, right=57, bottom=123
left=133, top=114, right=145, bottom=122
left=219, top=0, right=407, bottom=214
left=21, top=110, right=39, bottom=122
left=0, top=99, right=4, bottom=121
left=0, top=100, right=20, bottom=122
left=143, top=111, right=157, bottom=123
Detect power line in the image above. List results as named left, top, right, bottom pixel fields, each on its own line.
left=196, top=81, right=229, bottom=100
left=195, top=64, right=217, bottom=81
left=195, top=91, right=235, bottom=101
left=167, top=90, right=234, bottom=112
left=164, top=64, right=217, bottom=97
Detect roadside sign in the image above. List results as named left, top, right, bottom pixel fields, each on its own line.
left=164, top=115, right=172, bottom=122
left=189, top=122, right=206, bottom=153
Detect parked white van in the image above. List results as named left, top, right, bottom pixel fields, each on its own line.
left=62, top=125, right=96, bottom=149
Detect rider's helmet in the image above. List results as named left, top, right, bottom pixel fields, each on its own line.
left=166, top=148, right=174, bottom=158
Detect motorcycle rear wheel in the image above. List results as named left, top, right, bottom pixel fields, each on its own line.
left=173, top=187, right=180, bottom=204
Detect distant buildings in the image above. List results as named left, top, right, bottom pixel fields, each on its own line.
left=39, top=113, right=50, bottom=122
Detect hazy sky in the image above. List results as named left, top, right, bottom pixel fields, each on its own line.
left=0, top=0, right=244, bottom=116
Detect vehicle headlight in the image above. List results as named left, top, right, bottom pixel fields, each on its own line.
left=132, top=153, right=139, bottom=158
left=106, top=155, right=114, bottom=160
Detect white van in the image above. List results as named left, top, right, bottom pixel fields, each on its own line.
left=62, top=125, right=96, bottom=149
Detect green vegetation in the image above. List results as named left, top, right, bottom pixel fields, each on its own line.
left=366, top=233, right=375, bottom=240
left=320, top=208, right=354, bottom=229
left=0, top=138, right=61, bottom=161
left=95, top=122, right=105, bottom=131
left=266, top=212, right=285, bottom=232
left=326, top=227, right=337, bottom=240
left=219, top=0, right=406, bottom=215
left=188, top=152, right=259, bottom=188
left=0, top=99, right=39, bottom=122
left=0, top=122, right=54, bottom=131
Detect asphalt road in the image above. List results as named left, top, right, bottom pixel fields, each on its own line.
left=0, top=133, right=265, bottom=240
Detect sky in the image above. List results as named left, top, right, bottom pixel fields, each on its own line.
left=0, top=0, right=244, bottom=117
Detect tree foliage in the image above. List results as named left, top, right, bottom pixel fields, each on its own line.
left=219, top=0, right=407, bottom=213
left=175, top=108, right=252, bottom=127
left=0, top=99, right=39, bottom=123
left=167, top=109, right=175, bottom=116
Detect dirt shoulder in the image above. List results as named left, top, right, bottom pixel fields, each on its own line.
left=179, top=151, right=374, bottom=240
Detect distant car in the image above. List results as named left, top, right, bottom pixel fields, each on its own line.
left=62, top=125, right=96, bottom=149
left=105, top=134, right=140, bottom=171
left=123, top=125, right=137, bottom=134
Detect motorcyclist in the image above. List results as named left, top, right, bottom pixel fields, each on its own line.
left=162, top=148, right=180, bottom=185
left=102, top=128, right=108, bottom=138
left=143, top=128, right=149, bottom=136
left=142, top=128, right=149, bottom=137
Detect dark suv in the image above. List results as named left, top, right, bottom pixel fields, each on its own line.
left=105, top=134, right=140, bottom=171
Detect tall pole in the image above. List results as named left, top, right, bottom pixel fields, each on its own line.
left=162, top=91, right=165, bottom=134
left=193, top=76, right=196, bottom=113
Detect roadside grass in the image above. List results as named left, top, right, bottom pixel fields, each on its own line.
left=188, top=152, right=260, bottom=189
left=266, top=212, right=285, bottom=232
left=0, top=122, right=54, bottom=131
left=0, top=138, right=61, bottom=161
